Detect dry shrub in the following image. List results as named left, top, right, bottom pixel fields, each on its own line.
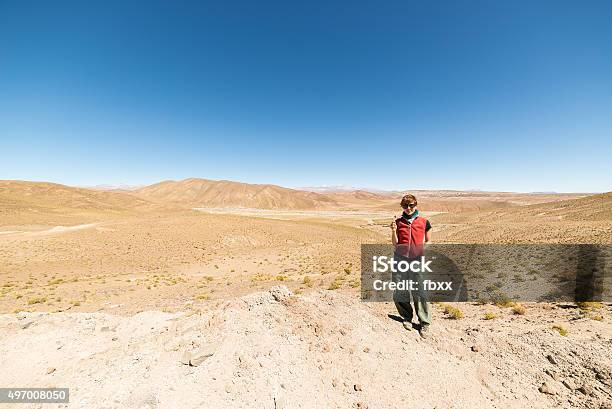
left=552, top=325, right=568, bottom=336
left=512, top=304, right=526, bottom=315
left=443, top=304, right=464, bottom=319
left=577, top=301, right=603, bottom=311
left=27, top=297, right=47, bottom=305
left=328, top=276, right=343, bottom=290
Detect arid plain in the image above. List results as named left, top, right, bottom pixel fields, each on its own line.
left=0, top=179, right=610, bottom=409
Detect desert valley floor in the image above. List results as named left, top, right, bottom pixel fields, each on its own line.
left=0, top=179, right=610, bottom=408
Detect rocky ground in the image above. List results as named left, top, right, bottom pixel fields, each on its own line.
left=1, top=287, right=610, bottom=409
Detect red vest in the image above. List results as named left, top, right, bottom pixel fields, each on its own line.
left=395, top=216, right=427, bottom=259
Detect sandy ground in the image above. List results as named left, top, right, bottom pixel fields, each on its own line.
left=1, top=190, right=611, bottom=408
left=0, top=287, right=610, bottom=409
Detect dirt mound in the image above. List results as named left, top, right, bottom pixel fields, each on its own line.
left=2, top=287, right=608, bottom=408
left=136, top=178, right=338, bottom=210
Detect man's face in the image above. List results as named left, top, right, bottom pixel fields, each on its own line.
left=403, top=202, right=417, bottom=213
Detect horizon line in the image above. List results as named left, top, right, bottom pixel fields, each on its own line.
left=1, top=177, right=604, bottom=195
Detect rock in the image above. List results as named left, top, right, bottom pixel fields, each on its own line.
left=539, top=381, right=558, bottom=395
left=354, top=384, right=362, bottom=392
left=191, top=345, right=216, bottom=366
left=562, top=379, right=576, bottom=390
left=577, top=383, right=594, bottom=396
left=100, top=326, right=112, bottom=332
left=546, top=354, right=558, bottom=365
left=269, top=286, right=292, bottom=302
left=545, top=369, right=561, bottom=381
left=46, top=367, right=56, bottom=374
left=471, top=345, right=480, bottom=352
left=180, top=344, right=216, bottom=367
left=363, top=347, right=370, bottom=353
left=595, top=371, right=611, bottom=386
left=180, top=350, right=192, bottom=365
left=356, top=402, right=368, bottom=409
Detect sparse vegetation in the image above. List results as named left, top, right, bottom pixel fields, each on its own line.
left=27, top=297, right=47, bottom=305
left=552, top=325, right=568, bottom=336
left=328, top=276, right=343, bottom=290
left=443, top=304, right=464, bottom=319
left=577, top=301, right=603, bottom=311
left=511, top=304, right=526, bottom=315
left=483, top=312, right=497, bottom=320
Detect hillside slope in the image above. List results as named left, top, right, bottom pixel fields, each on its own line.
left=136, top=178, right=338, bottom=210
left=432, top=192, right=612, bottom=243
left=0, top=180, right=161, bottom=225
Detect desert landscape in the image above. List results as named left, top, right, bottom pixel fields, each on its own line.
left=0, top=178, right=610, bottom=409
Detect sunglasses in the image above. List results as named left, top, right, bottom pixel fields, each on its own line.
left=404, top=203, right=417, bottom=208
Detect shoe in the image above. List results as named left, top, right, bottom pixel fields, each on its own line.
left=402, top=320, right=412, bottom=330
left=419, top=324, right=430, bottom=338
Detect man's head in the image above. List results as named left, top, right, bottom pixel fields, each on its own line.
left=400, top=194, right=418, bottom=213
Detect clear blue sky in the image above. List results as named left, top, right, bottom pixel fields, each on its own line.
left=1, top=1, right=611, bottom=192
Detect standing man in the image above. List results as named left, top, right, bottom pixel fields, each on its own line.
left=390, top=194, right=433, bottom=338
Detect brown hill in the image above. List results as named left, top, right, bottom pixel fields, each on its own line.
left=0, top=180, right=160, bottom=225
left=520, top=191, right=612, bottom=221
left=450, top=192, right=612, bottom=223
left=431, top=192, right=612, bottom=244
left=135, top=178, right=338, bottom=210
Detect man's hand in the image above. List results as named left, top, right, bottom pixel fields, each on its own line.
left=390, top=216, right=397, bottom=230
left=390, top=215, right=398, bottom=246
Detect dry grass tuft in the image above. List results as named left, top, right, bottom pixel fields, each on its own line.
left=577, top=301, right=603, bottom=311
left=443, top=304, right=464, bottom=319
left=512, top=304, right=526, bottom=315
left=27, top=297, right=47, bottom=305
left=483, top=312, right=497, bottom=320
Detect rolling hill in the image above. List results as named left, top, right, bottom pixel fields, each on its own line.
left=0, top=180, right=160, bottom=225
left=135, top=178, right=338, bottom=210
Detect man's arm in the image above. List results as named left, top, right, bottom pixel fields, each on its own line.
left=424, top=220, right=432, bottom=243
left=390, top=218, right=398, bottom=247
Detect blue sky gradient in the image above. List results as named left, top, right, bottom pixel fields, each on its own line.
left=1, top=0, right=611, bottom=192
